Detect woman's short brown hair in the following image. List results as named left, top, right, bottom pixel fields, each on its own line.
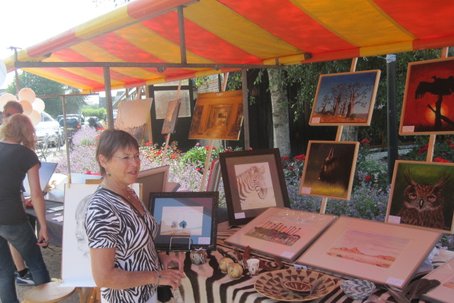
left=2, top=114, right=36, bottom=149
left=96, top=129, right=139, bottom=176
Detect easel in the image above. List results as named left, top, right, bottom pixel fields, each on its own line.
left=162, top=82, right=182, bottom=165
left=319, top=58, right=358, bottom=214
left=199, top=73, right=229, bottom=191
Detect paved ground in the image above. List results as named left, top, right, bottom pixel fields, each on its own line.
left=16, top=245, right=80, bottom=302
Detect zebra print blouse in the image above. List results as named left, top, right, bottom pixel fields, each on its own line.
left=85, top=187, right=160, bottom=303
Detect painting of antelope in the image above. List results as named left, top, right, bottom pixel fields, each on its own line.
left=219, top=149, right=290, bottom=226
left=386, top=160, right=454, bottom=233
left=299, top=141, right=359, bottom=200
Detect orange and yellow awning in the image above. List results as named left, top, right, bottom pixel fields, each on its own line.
left=3, top=0, right=454, bottom=92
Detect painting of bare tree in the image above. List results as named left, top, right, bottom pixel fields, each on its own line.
left=400, top=57, right=454, bottom=135
left=309, top=70, right=381, bottom=126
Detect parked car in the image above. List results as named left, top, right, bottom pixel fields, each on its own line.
left=35, top=111, right=63, bottom=147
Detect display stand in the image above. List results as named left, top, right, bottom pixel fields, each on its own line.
left=162, top=82, right=182, bottom=165
left=199, top=73, right=229, bottom=191
left=319, top=58, right=357, bottom=214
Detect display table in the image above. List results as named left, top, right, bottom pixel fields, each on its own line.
left=24, top=204, right=453, bottom=302
left=175, top=225, right=454, bottom=303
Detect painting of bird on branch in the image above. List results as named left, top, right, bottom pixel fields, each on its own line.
left=400, top=58, right=454, bottom=135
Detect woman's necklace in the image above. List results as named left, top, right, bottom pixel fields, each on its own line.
left=101, top=183, right=145, bottom=217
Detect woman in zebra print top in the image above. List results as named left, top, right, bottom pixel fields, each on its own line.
left=85, top=130, right=184, bottom=303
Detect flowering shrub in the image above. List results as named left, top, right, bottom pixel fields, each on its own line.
left=403, top=137, right=454, bottom=162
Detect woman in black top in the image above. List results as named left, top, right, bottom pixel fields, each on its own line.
left=0, top=114, right=50, bottom=303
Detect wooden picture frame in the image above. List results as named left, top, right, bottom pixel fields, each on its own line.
left=137, top=165, right=169, bottom=209
left=225, top=207, right=337, bottom=262
left=188, top=90, right=243, bottom=140
left=149, top=191, right=218, bottom=251
left=297, top=216, right=441, bottom=289
left=400, top=57, right=454, bottom=135
left=309, top=70, right=381, bottom=126
left=299, top=141, right=359, bottom=200
left=161, top=98, right=181, bottom=135
left=422, top=258, right=454, bottom=303
left=219, top=148, right=290, bottom=226
left=386, top=160, right=454, bottom=233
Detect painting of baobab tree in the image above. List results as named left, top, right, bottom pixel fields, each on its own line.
left=400, top=58, right=454, bottom=135
left=309, top=70, right=381, bottom=126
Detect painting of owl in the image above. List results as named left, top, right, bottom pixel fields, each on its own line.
left=398, top=172, right=448, bottom=230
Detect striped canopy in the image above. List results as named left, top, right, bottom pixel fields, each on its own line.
left=4, top=0, right=454, bottom=92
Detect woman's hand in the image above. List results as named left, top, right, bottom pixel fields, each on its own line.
left=156, top=269, right=185, bottom=290
left=159, top=251, right=185, bottom=271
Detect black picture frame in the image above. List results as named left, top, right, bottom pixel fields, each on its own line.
left=219, top=148, right=290, bottom=226
left=149, top=191, right=218, bottom=251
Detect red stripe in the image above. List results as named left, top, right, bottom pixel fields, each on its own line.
left=219, top=0, right=355, bottom=54
left=142, top=12, right=261, bottom=64
left=374, top=0, right=454, bottom=38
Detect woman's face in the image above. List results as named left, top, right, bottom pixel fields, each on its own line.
left=101, top=145, right=141, bottom=185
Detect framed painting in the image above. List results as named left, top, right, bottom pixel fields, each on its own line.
left=297, top=216, right=441, bottom=289
left=137, top=165, right=169, bottom=209
left=309, top=70, right=381, bottom=126
left=149, top=191, right=218, bottom=251
left=400, top=57, right=454, bottom=135
left=299, top=141, right=359, bottom=200
left=386, top=160, right=454, bottom=233
left=225, top=207, right=337, bottom=262
left=422, top=258, right=454, bottom=303
left=188, top=90, right=243, bottom=140
left=219, top=148, right=290, bottom=226
left=161, top=98, right=181, bottom=135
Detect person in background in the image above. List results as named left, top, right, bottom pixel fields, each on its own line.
left=0, top=114, right=51, bottom=303
left=85, top=129, right=184, bottom=303
left=0, top=101, right=36, bottom=286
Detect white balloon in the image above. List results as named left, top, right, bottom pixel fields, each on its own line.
left=29, top=110, right=41, bottom=126
left=20, top=99, right=33, bottom=115
left=32, top=98, right=45, bottom=113
left=0, top=93, right=18, bottom=111
left=18, top=87, right=36, bottom=103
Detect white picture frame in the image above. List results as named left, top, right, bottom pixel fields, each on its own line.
left=297, top=216, right=441, bottom=289
left=225, top=207, right=337, bottom=262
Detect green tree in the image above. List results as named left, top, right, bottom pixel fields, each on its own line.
left=6, top=72, right=86, bottom=117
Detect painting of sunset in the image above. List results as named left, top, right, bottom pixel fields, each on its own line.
left=400, top=58, right=454, bottom=135
left=327, top=230, right=409, bottom=268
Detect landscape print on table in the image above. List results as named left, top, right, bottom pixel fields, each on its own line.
left=160, top=206, right=203, bottom=236
left=388, top=161, right=454, bottom=232
left=300, top=141, right=358, bottom=200
left=245, top=220, right=301, bottom=246
left=327, top=230, right=409, bottom=268
left=400, top=58, right=454, bottom=134
left=310, top=70, right=380, bottom=125
left=234, top=162, right=275, bottom=210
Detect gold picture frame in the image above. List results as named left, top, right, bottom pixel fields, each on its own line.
left=189, top=90, right=243, bottom=140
